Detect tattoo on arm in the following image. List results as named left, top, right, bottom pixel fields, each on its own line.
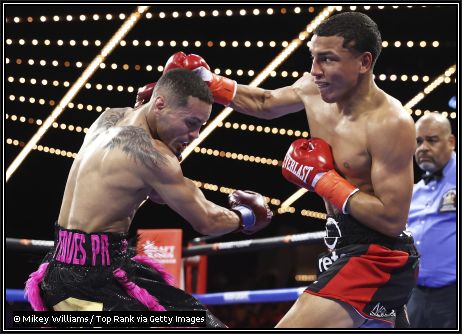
left=105, top=126, right=167, bottom=168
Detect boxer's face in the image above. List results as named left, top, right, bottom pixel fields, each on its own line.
left=415, top=120, right=455, bottom=173
left=156, top=96, right=211, bottom=157
left=309, top=35, right=370, bottom=103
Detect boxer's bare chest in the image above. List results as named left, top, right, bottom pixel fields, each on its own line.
left=305, top=103, right=372, bottom=186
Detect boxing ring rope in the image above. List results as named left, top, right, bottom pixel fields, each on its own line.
left=6, top=287, right=306, bottom=305
left=6, top=231, right=324, bottom=305
left=6, top=230, right=325, bottom=256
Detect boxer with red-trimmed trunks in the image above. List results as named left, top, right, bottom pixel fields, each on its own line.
left=139, top=12, right=419, bottom=328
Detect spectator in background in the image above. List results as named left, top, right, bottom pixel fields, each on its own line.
left=407, top=112, right=457, bottom=328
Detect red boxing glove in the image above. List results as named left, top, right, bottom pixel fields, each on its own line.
left=181, top=53, right=211, bottom=71
left=164, top=51, right=189, bottom=72
left=229, top=190, right=273, bottom=235
left=282, top=138, right=359, bottom=214
left=166, top=51, right=237, bottom=106
left=193, top=65, right=237, bottom=106
left=135, top=52, right=237, bottom=107
left=134, top=52, right=212, bottom=108
left=164, top=51, right=211, bottom=73
left=134, top=82, right=156, bottom=108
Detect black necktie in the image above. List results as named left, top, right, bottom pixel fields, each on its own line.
left=422, top=170, right=443, bottom=185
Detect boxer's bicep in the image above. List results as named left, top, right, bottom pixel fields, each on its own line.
left=145, top=158, right=238, bottom=235
left=370, top=156, right=413, bottom=222
left=231, top=80, right=306, bottom=120
left=369, top=116, right=416, bottom=224
left=152, top=166, right=208, bottom=224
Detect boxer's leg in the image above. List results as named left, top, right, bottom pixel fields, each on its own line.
left=53, top=297, right=103, bottom=311
left=276, top=292, right=365, bottom=328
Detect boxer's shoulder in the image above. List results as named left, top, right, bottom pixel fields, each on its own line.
left=373, top=90, right=410, bottom=119
left=293, top=73, right=319, bottom=98
left=360, top=91, right=413, bottom=135
left=95, top=107, right=131, bottom=130
left=103, top=126, right=170, bottom=170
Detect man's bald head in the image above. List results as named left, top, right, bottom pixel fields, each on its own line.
left=415, top=112, right=452, bottom=136
left=414, top=113, right=455, bottom=173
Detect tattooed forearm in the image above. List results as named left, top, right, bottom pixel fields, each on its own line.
left=96, top=108, right=128, bottom=130
left=105, top=126, right=166, bottom=168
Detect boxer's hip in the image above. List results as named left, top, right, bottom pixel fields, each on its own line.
left=324, top=214, right=416, bottom=252
left=51, top=223, right=129, bottom=267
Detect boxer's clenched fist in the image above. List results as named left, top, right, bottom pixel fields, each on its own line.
left=229, top=190, right=273, bottom=235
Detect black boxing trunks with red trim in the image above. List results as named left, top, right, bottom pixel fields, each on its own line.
left=25, top=224, right=225, bottom=328
left=305, top=215, right=419, bottom=327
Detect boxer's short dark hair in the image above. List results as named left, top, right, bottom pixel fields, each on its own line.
left=314, top=12, right=382, bottom=68
left=155, top=68, right=214, bottom=106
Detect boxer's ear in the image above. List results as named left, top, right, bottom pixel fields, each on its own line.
left=358, top=52, right=372, bottom=73
left=153, top=96, right=166, bottom=113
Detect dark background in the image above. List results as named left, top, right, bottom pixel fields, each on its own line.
left=3, top=4, right=458, bottom=296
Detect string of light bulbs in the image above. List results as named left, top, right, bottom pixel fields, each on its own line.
left=5, top=5, right=427, bottom=24
left=193, top=146, right=281, bottom=167
left=7, top=89, right=457, bottom=119
left=4, top=118, right=280, bottom=166
left=6, top=38, right=444, bottom=49
left=7, top=109, right=458, bottom=146
left=6, top=7, right=317, bottom=24
left=7, top=58, right=456, bottom=84
left=5, top=113, right=89, bottom=133
left=404, top=64, right=457, bottom=109
left=7, top=72, right=456, bottom=91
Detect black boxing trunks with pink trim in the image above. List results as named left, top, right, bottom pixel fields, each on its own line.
left=25, top=224, right=225, bottom=328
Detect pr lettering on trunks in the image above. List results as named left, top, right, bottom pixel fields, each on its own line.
left=91, top=234, right=111, bottom=266
left=54, top=230, right=111, bottom=266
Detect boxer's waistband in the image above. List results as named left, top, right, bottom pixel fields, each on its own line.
left=52, top=225, right=129, bottom=267
left=325, top=214, right=415, bottom=250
